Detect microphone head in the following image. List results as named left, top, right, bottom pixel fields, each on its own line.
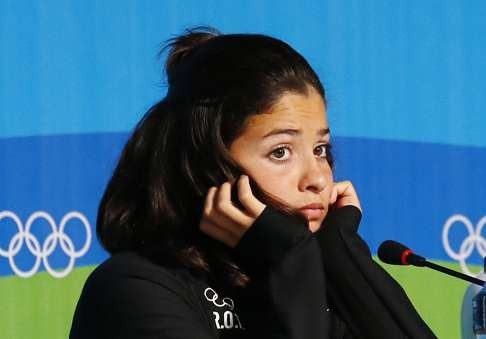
left=378, top=240, right=411, bottom=265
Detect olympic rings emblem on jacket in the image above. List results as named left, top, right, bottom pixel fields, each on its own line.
left=204, top=287, right=235, bottom=310
left=442, top=214, right=486, bottom=276
left=0, top=210, right=91, bottom=278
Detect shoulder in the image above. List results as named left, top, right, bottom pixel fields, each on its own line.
left=88, top=251, right=187, bottom=284
left=81, top=251, right=200, bottom=305
left=70, top=251, right=209, bottom=338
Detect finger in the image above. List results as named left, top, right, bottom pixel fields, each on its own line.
left=203, top=185, right=239, bottom=236
left=215, top=181, right=233, bottom=212
left=203, top=186, right=218, bottom=217
left=329, top=184, right=338, bottom=205
left=214, top=181, right=255, bottom=229
left=202, top=186, right=241, bottom=243
left=334, top=181, right=357, bottom=195
left=333, top=181, right=362, bottom=211
left=237, top=175, right=266, bottom=217
left=210, top=183, right=242, bottom=234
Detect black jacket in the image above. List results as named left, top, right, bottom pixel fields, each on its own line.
left=70, top=206, right=436, bottom=339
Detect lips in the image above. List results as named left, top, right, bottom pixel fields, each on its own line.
left=300, top=203, right=324, bottom=209
left=298, top=203, right=325, bottom=220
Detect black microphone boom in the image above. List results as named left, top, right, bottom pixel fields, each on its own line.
left=378, top=240, right=485, bottom=287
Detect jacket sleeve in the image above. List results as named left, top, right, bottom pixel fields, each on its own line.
left=315, top=205, right=437, bottom=339
left=234, top=206, right=333, bottom=339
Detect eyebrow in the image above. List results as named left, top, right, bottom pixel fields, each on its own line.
left=262, top=127, right=330, bottom=138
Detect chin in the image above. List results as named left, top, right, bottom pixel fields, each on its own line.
left=308, top=221, right=322, bottom=233
left=307, top=211, right=328, bottom=233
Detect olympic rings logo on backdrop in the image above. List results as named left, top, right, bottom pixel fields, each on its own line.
left=442, top=214, right=486, bottom=276
left=0, top=210, right=91, bottom=278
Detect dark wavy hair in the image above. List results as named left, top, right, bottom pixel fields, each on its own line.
left=97, top=27, right=329, bottom=286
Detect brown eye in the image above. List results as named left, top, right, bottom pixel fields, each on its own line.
left=314, top=144, right=327, bottom=158
left=270, top=147, right=290, bottom=161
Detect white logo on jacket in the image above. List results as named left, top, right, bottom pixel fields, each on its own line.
left=204, top=287, right=244, bottom=330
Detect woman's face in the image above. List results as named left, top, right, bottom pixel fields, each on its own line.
left=229, top=89, right=333, bottom=232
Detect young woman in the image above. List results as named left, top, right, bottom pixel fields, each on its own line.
left=70, top=27, right=436, bottom=339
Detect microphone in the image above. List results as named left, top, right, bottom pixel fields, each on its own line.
left=378, top=240, right=485, bottom=286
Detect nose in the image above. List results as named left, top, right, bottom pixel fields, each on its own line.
left=298, top=156, right=330, bottom=193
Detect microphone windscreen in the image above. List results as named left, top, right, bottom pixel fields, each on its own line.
left=377, top=240, right=409, bottom=265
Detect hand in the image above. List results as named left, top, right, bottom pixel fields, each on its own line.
left=199, top=175, right=266, bottom=248
left=329, top=180, right=362, bottom=212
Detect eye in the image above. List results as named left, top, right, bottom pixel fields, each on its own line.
left=314, top=144, right=328, bottom=158
left=269, top=146, right=291, bottom=161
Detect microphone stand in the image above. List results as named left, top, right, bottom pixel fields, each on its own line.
left=412, top=256, right=485, bottom=286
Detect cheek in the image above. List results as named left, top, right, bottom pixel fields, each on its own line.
left=252, top=170, right=294, bottom=199
left=243, top=162, right=297, bottom=202
left=246, top=162, right=334, bottom=203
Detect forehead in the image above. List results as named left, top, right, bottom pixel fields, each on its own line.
left=243, top=91, right=328, bottom=136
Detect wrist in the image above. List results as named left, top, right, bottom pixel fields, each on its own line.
left=234, top=206, right=310, bottom=276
